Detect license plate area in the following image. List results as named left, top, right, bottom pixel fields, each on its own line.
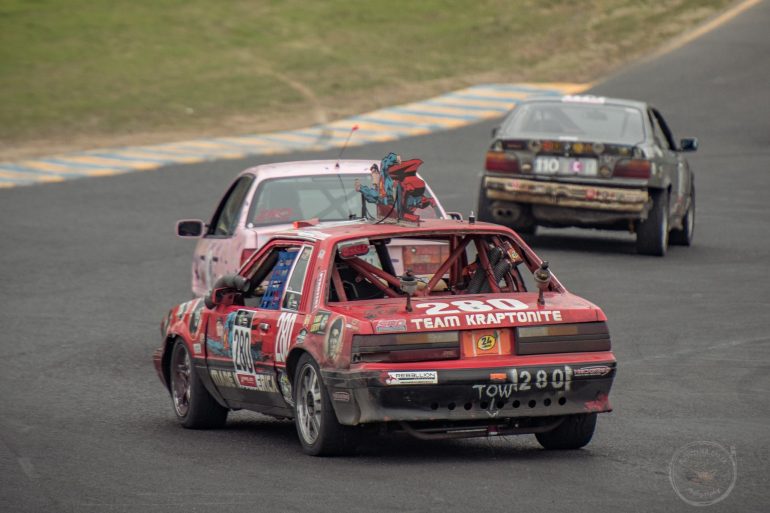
left=461, top=329, right=511, bottom=357
left=534, top=157, right=598, bottom=176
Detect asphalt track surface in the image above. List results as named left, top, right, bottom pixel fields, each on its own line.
left=1, top=3, right=769, bottom=512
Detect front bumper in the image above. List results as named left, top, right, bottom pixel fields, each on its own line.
left=484, top=175, right=648, bottom=213
left=324, top=361, right=615, bottom=426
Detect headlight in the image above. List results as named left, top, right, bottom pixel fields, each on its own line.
left=352, top=331, right=460, bottom=363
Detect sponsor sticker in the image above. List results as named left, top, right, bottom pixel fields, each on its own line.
left=375, top=319, right=407, bottom=333
left=573, top=365, right=613, bottom=377
left=332, top=391, right=351, bottom=403
left=385, top=371, right=438, bottom=386
left=476, top=334, right=497, bottom=351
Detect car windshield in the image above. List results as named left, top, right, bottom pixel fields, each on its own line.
left=249, top=174, right=441, bottom=227
left=501, top=102, right=645, bottom=145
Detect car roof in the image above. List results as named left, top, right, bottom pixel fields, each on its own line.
left=519, top=95, right=649, bottom=111
left=272, top=218, right=516, bottom=245
left=237, top=159, right=379, bottom=180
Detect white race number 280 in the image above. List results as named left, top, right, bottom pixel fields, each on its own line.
left=416, top=299, right=528, bottom=315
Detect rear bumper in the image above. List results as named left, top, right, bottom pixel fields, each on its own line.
left=324, top=361, right=615, bottom=425
left=484, top=176, right=648, bottom=214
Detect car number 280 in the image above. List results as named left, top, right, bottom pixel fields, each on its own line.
left=472, top=366, right=574, bottom=400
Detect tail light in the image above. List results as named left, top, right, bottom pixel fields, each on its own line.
left=352, top=331, right=460, bottom=363
left=485, top=151, right=519, bottom=173
left=240, top=248, right=257, bottom=266
left=613, top=159, right=651, bottom=179
left=515, top=322, right=611, bottom=355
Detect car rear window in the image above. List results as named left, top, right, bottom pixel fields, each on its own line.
left=501, top=102, right=645, bottom=145
left=249, top=174, right=441, bottom=227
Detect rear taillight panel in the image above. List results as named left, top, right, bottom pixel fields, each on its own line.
left=613, top=159, right=652, bottom=179
left=515, top=322, right=611, bottom=355
left=352, top=332, right=460, bottom=363
left=485, top=151, right=520, bottom=173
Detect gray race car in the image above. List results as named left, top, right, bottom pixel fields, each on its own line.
left=477, top=95, right=697, bottom=256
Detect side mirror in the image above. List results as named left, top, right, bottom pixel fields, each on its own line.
left=204, top=274, right=251, bottom=309
left=447, top=212, right=463, bottom=221
left=491, top=127, right=499, bottom=138
left=177, top=219, right=204, bottom=237
left=679, top=138, right=698, bottom=152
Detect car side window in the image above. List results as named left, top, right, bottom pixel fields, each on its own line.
left=207, top=176, right=254, bottom=237
left=242, top=245, right=311, bottom=311
left=651, top=109, right=678, bottom=151
left=649, top=110, right=675, bottom=151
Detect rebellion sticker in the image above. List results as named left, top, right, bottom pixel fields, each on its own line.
left=385, top=371, right=438, bottom=386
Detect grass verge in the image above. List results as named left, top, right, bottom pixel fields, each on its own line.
left=0, top=0, right=734, bottom=159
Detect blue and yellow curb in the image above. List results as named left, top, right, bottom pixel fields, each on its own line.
left=0, top=82, right=589, bottom=188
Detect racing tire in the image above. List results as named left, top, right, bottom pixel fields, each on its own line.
left=636, top=188, right=669, bottom=256
left=169, top=340, right=228, bottom=429
left=535, top=413, right=597, bottom=450
left=293, top=353, right=358, bottom=456
left=669, top=185, right=695, bottom=246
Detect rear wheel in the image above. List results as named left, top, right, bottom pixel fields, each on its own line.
left=169, top=340, right=228, bottom=429
left=535, top=414, right=597, bottom=450
left=670, top=185, right=695, bottom=246
left=636, top=189, right=669, bottom=256
left=293, top=353, right=357, bottom=456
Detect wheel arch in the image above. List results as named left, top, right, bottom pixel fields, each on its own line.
left=286, top=347, right=312, bottom=385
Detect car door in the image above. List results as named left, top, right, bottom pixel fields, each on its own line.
left=195, top=175, right=255, bottom=293
left=651, top=108, right=691, bottom=218
left=205, top=241, right=314, bottom=411
left=648, top=109, right=679, bottom=215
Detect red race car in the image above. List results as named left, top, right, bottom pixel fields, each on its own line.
left=155, top=217, right=615, bottom=455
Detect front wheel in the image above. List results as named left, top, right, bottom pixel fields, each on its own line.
left=535, top=413, right=597, bottom=450
left=670, top=185, right=695, bottom=246
left=293, top=353, right=357, bottom=456
left=636, top=189, right=669, bottom=256
left=169, top=340, right=228, bottom=429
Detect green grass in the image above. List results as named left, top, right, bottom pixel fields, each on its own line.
left=0, top=0, right=733, bottom=155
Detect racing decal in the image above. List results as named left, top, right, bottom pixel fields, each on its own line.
left=188, top=298, right=205, bottom=337
left=375, top=319, right=407, bottom=333
left=324, top=317, right=344, bottom=361
left=192, top=343, right=202, bottom=355
left=416, top=299, right=528, bottom=314
left=278, top=370, right=294, bottom=406
left=332, top=391, right=351, bottom=403
left=385, top=371, right=438, bottom=386
left=210, top=368, right=278, bottom=392
left=176, top=300, right=191, bottom=321
left=476, top=334, right=497, bottom=351
left=472, top=366, right=574, bottom=397
left=311, top=270, right=325, bottom=310
left=463, top=329, right=511, bottom=357
left=275, top=311, right=297, bottom=363
left=231, top=310, right=262, bottom=388
left=562, top=94, right=605, bottom=104
left=294, top=230, right=331, bottom=240
left=411, top=310, right=563, bottom=330
left=573, top=365, right=613, bottom=377
left=309, top=310, right=331, bottom=334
